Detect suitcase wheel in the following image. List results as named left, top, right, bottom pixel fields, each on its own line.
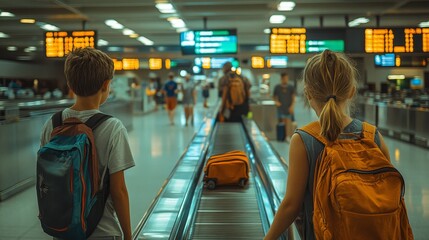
left=207, top=179, right=216, bottom=190
left=238, top=178, right=247, bottom=188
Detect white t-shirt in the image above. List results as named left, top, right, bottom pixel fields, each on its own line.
left=40, top=108, right=135, bottom=238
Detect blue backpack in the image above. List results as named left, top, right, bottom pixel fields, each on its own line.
left=36, top=111, right=111, bottom=240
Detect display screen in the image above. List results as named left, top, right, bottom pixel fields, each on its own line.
left=270, top=28, right=345, bottom=54
left=374, top=54, right=396, bottom=67
left=364, top=28, right=429, bottom=53
left=45, top=30, right=97, bottom=57
left=266, top=56, right=288, bottom=68
left=194, top=57, right=239, bottom=69
left=251, top=56, right=265, bottom=69
left=180, top=29, right=237, bottom=55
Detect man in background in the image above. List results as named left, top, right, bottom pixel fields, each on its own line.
left=273, top=72, right=296, bottom=142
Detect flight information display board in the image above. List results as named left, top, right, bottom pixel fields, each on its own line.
left=364, top=28, right=429, bottom=53
left=45, top=30, right=97, bottom=57
left=270, top=28, right=345, bottom=54
left=194, top=57, right=239, bottom=69
left=180, top=29, right=237, bottom=55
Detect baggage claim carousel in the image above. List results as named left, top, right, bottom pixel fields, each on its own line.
left=132, top=105, right=300, bottom=240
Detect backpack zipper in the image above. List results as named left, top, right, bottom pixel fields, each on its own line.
left=345, top=167, right=398, bottom=175
left=344, top=167, right=405, bottom=197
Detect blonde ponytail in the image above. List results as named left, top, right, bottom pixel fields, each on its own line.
left=319, top=97, right=345, bottom=142
left=303, top=50, right=357, bottom=142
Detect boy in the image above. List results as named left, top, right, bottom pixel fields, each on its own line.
left=40, top=47, right=135, bottom=240
left=163, top=72, right=179, bottom=125
left=273, top=72, right=296, bottom=142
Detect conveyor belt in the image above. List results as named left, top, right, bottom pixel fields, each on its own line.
left=191, top=123, right=264, bottom=239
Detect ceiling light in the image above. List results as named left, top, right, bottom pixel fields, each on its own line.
left=7, top=46, right=17, bottom=51
left=0, top=32, right=10, bottom=38
left=348, top=17, right=370, bottom=27
left=419, top=21, right=429, bottom=27
left=278, top=1, right=296, bottom=11
left=176, top=28, right=188, bottom=33
left=129, top=33, right=139, bottom=38
left=40, top=23, right=60, bottom=31
left=264, top=28, right=271, bottom=34
left=155, top=3, right=176, bottom=13
left=0, top=11, right=15, bottom=17
left=20, top=19, right=36, bottom=24
left=24, top=46, right=37, bottom=52
left=105, top=19, right=124, bottom=29
left=122, top=28, right=135, bottom=35
left=169, top=18, right=186, bottom=28
left=137, top=36, right=154, bottom=46
left=270, top=15, right=286, bottom=24
left=97, top=39, right=109, bottom=46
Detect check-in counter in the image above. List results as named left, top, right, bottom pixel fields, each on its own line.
left=375, top=103, right=429, bottom=148
left=0, top=98, right=133, bottom=200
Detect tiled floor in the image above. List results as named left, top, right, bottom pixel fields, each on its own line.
left=1, top=96, right=428, bottom=239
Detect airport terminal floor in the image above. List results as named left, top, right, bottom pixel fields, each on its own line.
left=1, top=97, right=429, bottom=239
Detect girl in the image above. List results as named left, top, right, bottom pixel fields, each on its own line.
left=264, top=50, right=391, bottom=240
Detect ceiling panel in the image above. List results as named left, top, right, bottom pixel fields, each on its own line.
left=0, top=0, right=428, bottom=61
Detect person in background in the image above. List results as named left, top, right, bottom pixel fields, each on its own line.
left=220, top=65, right=251, bottom=122
left=273, top=72, right=296, bottom=142
left=181, top=74, right=197, bottom=126
left=202, top=81, right=210, bottom=108
left=163, top=72, right=179, bottom=125
left=218, top=61, right=233, bottom=98
left=40, top=47, right=135, bottom=240
left=146, top=77, right=158, bottom=111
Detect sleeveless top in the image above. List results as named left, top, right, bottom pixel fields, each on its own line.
left=295, top=119, right=381, bottom=240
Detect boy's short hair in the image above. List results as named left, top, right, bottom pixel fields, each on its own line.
left=281, top=72, right=288, bottom=78
left=65, top=47, right=114, bottom=97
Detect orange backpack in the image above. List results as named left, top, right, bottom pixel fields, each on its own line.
left=300, top=121, right=414, bottom=240
left=226, top=73, right=246, bottom=108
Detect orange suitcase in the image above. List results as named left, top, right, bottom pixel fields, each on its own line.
left=203, top=150, right=250, bottom=190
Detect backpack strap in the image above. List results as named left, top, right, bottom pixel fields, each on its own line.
left=52, top=111, right=63, bottom=128
left=85, top=113, right=112, bottom=130
left=362, top=122, right=377, bottom=141
left=299, top=121, right=328, bottom=145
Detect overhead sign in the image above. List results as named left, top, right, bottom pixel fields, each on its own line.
left=45, top=30, right=97, bottom=57
left=180, top=29, right=238, bottom=55
left=270, top=28, right=346, bottom=54
left=364, top=28, right=429, bottom=53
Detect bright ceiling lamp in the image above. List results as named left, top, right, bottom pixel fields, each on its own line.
left=98, top=39, right=109, bottom=46
left=176, top=28, right=188, bottom=33
left=0, top=11, right=15, bottom=17
left=264, top=28, right=271, bottom=34
left=0, top=32, right=10, bottom=38
left=39, top=22, right=60, bottom=31
left=278, top=1, right=296, bottom=11
left=270, top=15, right=286, bottom=24
left=122, top=28, right=135, bottom=35
left=7, top=46, right=17, bottom=51
left=169, top=18, right=186, bottom=28
left=156, top=3, right=176, bottom=13
left=137, top=36, right=154, bottom=46
left=348, top=17, right=370, bottom=27
left=419, top=21, right=429, bottom=27
left=105, top=19, right=124, bottom=29
left=129, top=33, right=139, bottom=38
left=24, top=46, right=37, bottom=52
left=20, top=19, right=36, bottom=24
